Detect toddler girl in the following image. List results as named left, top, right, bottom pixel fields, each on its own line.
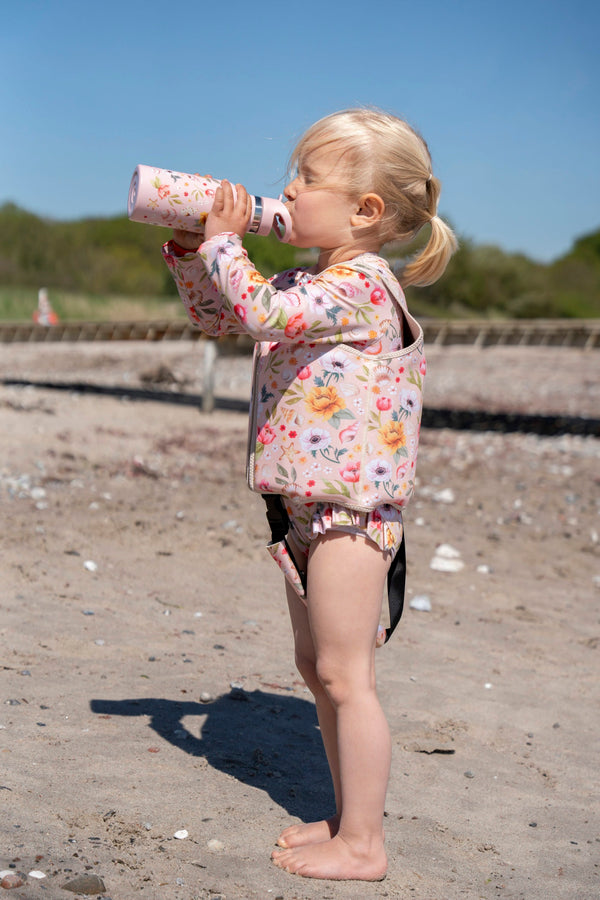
left=163, top=108, right=456, bottom=881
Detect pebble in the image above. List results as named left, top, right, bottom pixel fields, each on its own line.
left=433, top=487, right=456, bottom=504
left=28, top=870, right=46, bottom=879
left=409, top=595, right=432, bottom=612
left=199, top=692, right=212, bottom=703
left=173, top=829, right=189, bottom=840
left=430, top=555, right=465, bottom=573
left=1, top=872, right=25, bottom=888
left=84, top=560, right=98, bottom=572
left=435, top=543, right=462, bottom=558
left=464, top=770, right=475, bottom=778
left=62, top=873, right=107, bottom=894
left=207, top=839, right=225, bottom=852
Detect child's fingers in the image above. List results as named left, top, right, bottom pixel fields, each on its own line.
left=212, top=183, right=227, bottom=212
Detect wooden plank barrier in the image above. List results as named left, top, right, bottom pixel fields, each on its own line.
left=1, top=318, right=598, bottom=413
left=1, top=318, right=598, bottom=348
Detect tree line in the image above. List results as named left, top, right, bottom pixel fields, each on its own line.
left=1, top=202, right=598, bottom=318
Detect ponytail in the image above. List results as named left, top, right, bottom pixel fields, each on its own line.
left=401, top=214, right=458, bottom=287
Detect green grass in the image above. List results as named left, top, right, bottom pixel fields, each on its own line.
left=0, top=287, right=187, bottom=323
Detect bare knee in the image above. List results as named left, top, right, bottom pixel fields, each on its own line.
left=294, top=649, right=321, bottom=694
left=315, top=657, right=375, bottom=708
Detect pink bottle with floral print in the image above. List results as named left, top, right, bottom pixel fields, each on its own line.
left=128, top=165, right=292, bottom=242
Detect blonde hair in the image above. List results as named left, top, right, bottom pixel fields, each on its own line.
left=290, top=108, right=457, bottom=286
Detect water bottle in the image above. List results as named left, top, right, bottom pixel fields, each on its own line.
left=127, top=164, right=292, bottom=242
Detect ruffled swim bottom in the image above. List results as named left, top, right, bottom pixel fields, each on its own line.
left=264, top=496, right=405, bottom=647
left=285, top=499, right=404, bottom=555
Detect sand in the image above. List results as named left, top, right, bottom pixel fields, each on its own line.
left=1, top=341, right=599, bottom=899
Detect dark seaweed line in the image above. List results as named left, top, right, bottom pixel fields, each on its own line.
left=2, top=378, right=599, bottom=438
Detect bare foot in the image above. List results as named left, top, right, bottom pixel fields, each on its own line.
left=276, top=815, right=340, bottom=848
left=271, top=834, right=387, bottom=881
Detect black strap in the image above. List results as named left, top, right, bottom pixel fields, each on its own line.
left=385, top=534, right=406, bottom=643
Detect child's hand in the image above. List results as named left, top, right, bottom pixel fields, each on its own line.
left=172, top=229, right=202, bottom=251
left=205, top=181, right=252, bottom=241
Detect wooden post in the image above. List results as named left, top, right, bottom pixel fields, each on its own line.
left=202, top=339, right=217, bottom=413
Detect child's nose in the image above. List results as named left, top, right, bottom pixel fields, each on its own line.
left=284, top=178, right=298, bottom=200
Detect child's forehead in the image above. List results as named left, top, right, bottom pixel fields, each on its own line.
left=297, top=140, right=351, bottom=174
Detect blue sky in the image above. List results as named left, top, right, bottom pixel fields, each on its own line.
left=2, top=0, right=598, bottom=262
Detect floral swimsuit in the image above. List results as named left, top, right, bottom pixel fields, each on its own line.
left=163, top=233, right=424, bottom=633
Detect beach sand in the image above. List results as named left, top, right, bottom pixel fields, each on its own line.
left=1, top=341, right=599, bottom=899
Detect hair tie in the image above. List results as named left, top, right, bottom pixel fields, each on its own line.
left=426, top=173, right=433, bottom=185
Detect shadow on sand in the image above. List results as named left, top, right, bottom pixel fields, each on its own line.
left=90, top=689, right=332, bottom=821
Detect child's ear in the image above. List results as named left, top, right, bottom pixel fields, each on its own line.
left=351, top=193, right=385, bottom=228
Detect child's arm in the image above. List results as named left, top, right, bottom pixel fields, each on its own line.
left=199, top=233, right=398, bottom=345
left=161, top=236, right=244, bottom=336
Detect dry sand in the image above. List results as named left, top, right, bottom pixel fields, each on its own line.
left=1, top=341, right=599, bottom=900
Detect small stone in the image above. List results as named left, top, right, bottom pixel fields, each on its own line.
left=94, top=639, right=105, bottom=646
left=433, top=488, right=455, bottom=504
left=409, top=595, right=432, bottom=612
left=222, top=519, right=238, bottom=530
left=28, top=870, right=46, bottom=879
left=484, top=683, right=493, bottom=689
left=430, top=556, right=464, bottom=573
left=173, top=829, right=188, bottom=840
left=207, top=839, right=225, bottom=852
left=62, top=873, right=106, bottom=894
left=476, top=564, right=490, bottom=574
left=83, top=560, right=98, bottom=573
left=464, top=770, right=475, bottom=779
left=82, top=610, right=95, bottom=616
left=1, top=872, right=25, bottom=888
left=435, top=543, right=461, bottom=558
left=199, top=692, right=212, bottom=703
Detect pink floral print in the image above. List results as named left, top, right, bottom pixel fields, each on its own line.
left=162, top=233, right=425, bottom=512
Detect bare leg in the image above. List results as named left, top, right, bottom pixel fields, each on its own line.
left=277, top=580, right=341, bottom=849
left=272, top=532, right=391, bottom=880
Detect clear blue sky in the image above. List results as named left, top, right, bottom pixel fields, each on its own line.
left=2, top=0, right=598, bottom=262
